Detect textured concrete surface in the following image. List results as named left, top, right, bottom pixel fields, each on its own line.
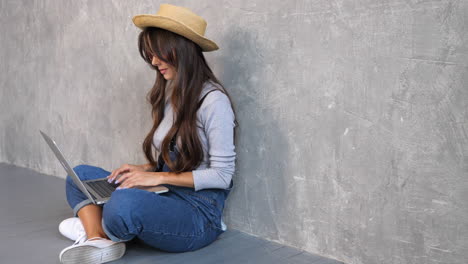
left=1, top=1, right=467, bottom=264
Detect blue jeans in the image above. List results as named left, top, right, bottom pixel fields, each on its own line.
left=65, top=151, right=232, bottom=252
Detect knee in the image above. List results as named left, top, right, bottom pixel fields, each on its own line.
left=102, top=189, right=146, bottom=234
left=72, top=164, right=90, bottom=175
left=73, top=164, right=88, bottom=170
left=65, top=174, right=73, bottom=185
left=65, top=164, right=86, bottom=184
left=104, top=189, right=138, bottom=214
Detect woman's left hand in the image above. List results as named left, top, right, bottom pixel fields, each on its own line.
left=115, top=171, right=164, bottom=189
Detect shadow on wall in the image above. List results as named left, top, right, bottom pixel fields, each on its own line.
left=220, top=26, right=292, bottom=241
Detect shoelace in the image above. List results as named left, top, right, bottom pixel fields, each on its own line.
left=70, top=218, right=86, bottom=241
left=75, top=228, right=86, bottom=240
left=73, top=233, right=108, bottom=246
left=73, top=233, right=88, bottom=245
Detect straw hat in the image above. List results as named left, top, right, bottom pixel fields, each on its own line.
left=132, top=4, right=219, bottom=52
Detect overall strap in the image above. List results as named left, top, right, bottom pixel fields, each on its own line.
left=157, top=89, right=221, bottom=171
left=169, top=89, right=219, bottom=151
left=197, top=89, right=219, bottom=109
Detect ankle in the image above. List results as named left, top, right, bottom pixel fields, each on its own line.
left=86, top=232, right=109, bottom=240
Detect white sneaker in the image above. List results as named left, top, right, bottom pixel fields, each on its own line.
left=59, top=235, right=126, bottom=264
left=59, top=217, right=86, bottom=241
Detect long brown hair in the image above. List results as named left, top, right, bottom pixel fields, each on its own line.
left=138, top=27, right=238, bottom=173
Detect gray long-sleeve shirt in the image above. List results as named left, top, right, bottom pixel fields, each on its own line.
left=152, top=80, right=236, bottom=191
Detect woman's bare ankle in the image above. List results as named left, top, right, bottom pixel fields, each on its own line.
left=86, top=232, right=109, bottom=240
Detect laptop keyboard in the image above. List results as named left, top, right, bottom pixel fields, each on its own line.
left=87, top=180, right=117, bottom=198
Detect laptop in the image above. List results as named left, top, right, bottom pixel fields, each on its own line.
left=40, top=130, right=169, bottom=205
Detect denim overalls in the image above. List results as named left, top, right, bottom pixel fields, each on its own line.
left=158, top=143, right=233, bottom=228
left=65, top=144, right=233, bottom=252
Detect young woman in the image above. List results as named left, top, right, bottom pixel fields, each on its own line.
left=57, top=4, right=237, bottom=264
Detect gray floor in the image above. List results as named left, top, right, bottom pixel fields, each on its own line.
left=0, top=163, right=344, bottom=264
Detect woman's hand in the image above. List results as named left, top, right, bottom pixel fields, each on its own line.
left=107, top=163, right=149, bottom=183
left=114, top=171, right=164, bottom=189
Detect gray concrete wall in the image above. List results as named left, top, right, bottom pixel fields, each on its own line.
left=1, top=1, right=467, bottom=263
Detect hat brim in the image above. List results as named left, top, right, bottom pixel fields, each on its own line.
left=132, top=14, right=219, bottom=52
